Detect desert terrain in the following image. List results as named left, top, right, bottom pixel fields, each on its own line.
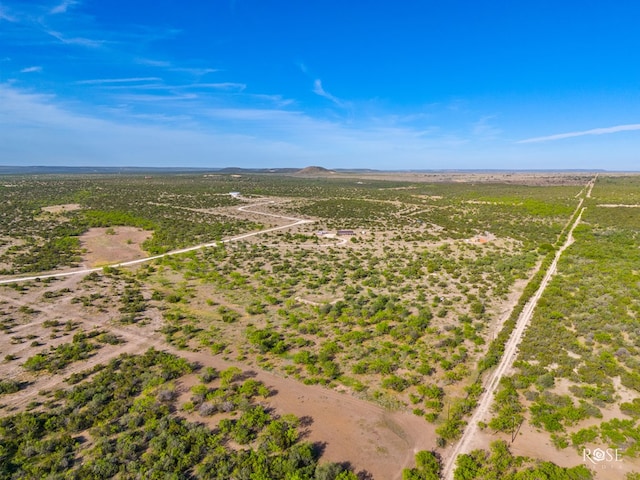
left=0, top=171, right=638, bottom=479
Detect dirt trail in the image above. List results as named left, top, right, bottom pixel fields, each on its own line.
left=586, top=174, right=596, bottom=198
left=0, top=200, right=314, bottom=285
left=596, top=204, right=640, bottom=208
left=441, top=178, right=594, bottom=479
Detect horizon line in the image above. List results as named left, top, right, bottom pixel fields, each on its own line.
left=0, top=165, right=637, bottom=174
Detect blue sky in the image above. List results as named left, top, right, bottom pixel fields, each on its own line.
left=1, top=1, right=640, bottom=170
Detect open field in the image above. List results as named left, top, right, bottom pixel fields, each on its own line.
left=0, top=172, right=638, bottom=479
left=80, top=227, right=152, bottom=267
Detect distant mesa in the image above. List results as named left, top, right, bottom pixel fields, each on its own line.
left=295, top=166, right=336, bottom=176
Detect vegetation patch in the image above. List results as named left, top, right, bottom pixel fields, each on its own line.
left=0, top=348, right=357, bottom=479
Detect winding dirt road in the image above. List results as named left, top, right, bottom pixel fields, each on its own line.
left=0, top=200, right=313, bottom=285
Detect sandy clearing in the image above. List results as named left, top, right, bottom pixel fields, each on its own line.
left=295, top=296, right=343, bottom=306
left=80, top=227, right=152, bottom=267
left=170, top=350, right=435, bottom=479
left=41, top=204, right=82, bottom=214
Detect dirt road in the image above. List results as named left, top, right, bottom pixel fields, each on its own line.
left=441, top=179, right=593, bottom=479
left=0, top=201, right=313, bottom=285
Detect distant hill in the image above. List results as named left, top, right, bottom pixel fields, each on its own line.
left=294, top=166, right=336, bottom=176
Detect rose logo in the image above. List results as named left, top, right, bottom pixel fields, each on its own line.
left=591, top=448, right=606, bottom=463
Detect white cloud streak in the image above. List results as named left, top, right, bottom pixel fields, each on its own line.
left=50, top=0, right=79, bottom=15
left=0, top=5, right=16, bottom=22
left=114, top=92, right=199, bottom=103
left=249, top=93, right=295, bottom=108
left=20, top=66, right=42, bottom=73
left=135, top=60, right=218, bottom=77
left=518, top=123, right=640, bottom=143
left=204, top=107, right=304, bottom=121
left=136, top=58, right=173, bottom=68
left=192, top=82, right=246, bottom=91
left=46, top=29, right=104, bottom=48
left=75, top=77, right=162, bottom=85
left=313, top=79, right=346, bottom=107
left=170, top=67, right=218, bottom=77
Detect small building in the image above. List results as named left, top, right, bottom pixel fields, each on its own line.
left=337, top=230, right=356, bottom=236
left=229, top=191, right=241, bottom=198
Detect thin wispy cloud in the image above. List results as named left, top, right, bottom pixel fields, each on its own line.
left=75, top=77, right=162, bottom=85
left=518, top=123, right=640, bottom=144
left=115, top=92, right=199, bottom=103
left=313, top=79, right=346, bottom=107
left=136, top=58, right=173, bottom=68
left=136, top=59, right=217, bottom=77
left=91, top=81, right=246, bottom=93
left=249, top=93, right=295, bottom=108
left=0, top=5, right=17, bottom=22
left=1, top=2, right=112, bottom=53
left=472, top=116, right=501, bottom=140
left=46, top=29, right=104, bottom=48
left=193, top=82, right=246, bottom=91
left=20, top=66, right=42, bottom=73
left=170, top=67, right=218, bottom=77
left=204, top=107, right=304, bottom=122
left=50, top=0, right=79, bottom=15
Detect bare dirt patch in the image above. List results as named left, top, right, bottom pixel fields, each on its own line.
left=41, top=203, right=82, bottom=214
left=467, top=232, right=497, bottom=244
left=0, top=237, right=25, bottom=260
left=172, top=351, right=435, bottom=480
left=80, top=227, right=151, bottom=267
